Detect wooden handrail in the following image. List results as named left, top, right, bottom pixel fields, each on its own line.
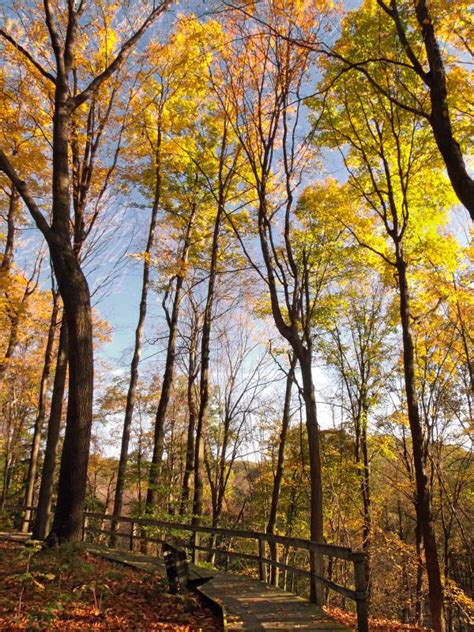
left=20, top=507, right=368, bottom=632
left=84, top=511, right=354, bottom=558
left=82, top=510, right=368, bottom=632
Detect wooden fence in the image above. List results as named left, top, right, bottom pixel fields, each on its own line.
left=82, top=510, right=368, bottom=632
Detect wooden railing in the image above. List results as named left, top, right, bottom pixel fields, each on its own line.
left=82, top=511, right=368, bottom=632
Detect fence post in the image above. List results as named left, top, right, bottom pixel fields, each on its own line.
left=268, top=540, right=279, bottom=586
left=82, top=514, right=88, bottom=543
left=258, top=536, right=265, bottom=582
left=352, top=552, right=368, bottom=632
left=310, top=547, right=324, bottom=606
left=129, top=521, right=135, bottom=552
left=191, top=530, right=199, bottom=564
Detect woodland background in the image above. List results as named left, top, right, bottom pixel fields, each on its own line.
left=0, top=1, right=472, bottom=630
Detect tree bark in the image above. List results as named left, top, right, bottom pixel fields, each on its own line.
left=32, top=318, right=68, bottom=540
left=40, top=91, right=94, bottom=543
left=300, top=367, right=323, bottom=545
left=46, top=242, right=93, bottom=543
left=396, top=253, right=445, bottom=632
left=21, top=289, right=60, bottom=533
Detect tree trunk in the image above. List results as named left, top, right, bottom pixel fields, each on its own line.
left=298, top=348, right=324, bottom=605
left=266, top=354, right=296, bottom=585
left=355, top=395, right=371, bottom=598
left=179, top=310, right=199, bottom=516
left=0, top=188, right=20, bottom=381
left=110, top=139, right=162, bottom=544
left=32, top=318, right=68, bottom=540
left=46, top=248, right=93, bottom=543
left=412, top=0, right=474, bottom=219
left=21, top=289, right=59, bottom=533
left=192, top=204, right=223, bottom=529
left=1, top=188, right=18, bottom=272
left=397, top=254, right=445, bottom=632
left=42, top=96, right=94, bottom=544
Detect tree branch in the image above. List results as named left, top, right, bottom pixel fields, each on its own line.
left=71, top=0, right=174, bottom=110
left=0, top=29, right=56, bottom=84
left=0, top=149, right=53, bottom=240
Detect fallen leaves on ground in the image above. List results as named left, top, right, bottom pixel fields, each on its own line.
left=325, top=606, right=432, bottom=631
left=0, top=541, right=222, bottom=631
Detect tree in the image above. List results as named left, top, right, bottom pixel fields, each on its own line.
left=0, top=0, right=172, bottom=543
left=216, top=5, right=344, bottom=603
left=315, top=269, right=395, bottom=592
left=315, top=52, right=460, bottom=627
left=374, top=0, right=474, bottom=219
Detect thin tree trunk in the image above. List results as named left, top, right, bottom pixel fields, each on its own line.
left=0, top=188, right=19, bottom=382
left=21, top=289, right=60, bottom=533
left=397, top=253, right=445, bottom=632
left=1, top=188, right=18, bottom=272
left=110, top=137, right=162, bottom=545
left=192, top=204, right=223, bottom=528
left=32, top=318, right=68, bottom=540
left=415, top=520, right=424, bottom=626
left=299, top=349, right=324, bottom=604
left=266, top=353, right=296, bottom=585
left=355, top=395, right=371, bottom=599
left=179, top=309, right=199, bottom=516
left=145, top=207, right=196, bottom=513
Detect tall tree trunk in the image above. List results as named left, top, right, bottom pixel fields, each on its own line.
left=354, top=394, right=371, bottom=598
left=32, top=318, right=68, bottom=540
left=0, top=188, right=19, bottom=381
left=415, top=520, right=424, bottom=626
left=146, top=207, right=196, bottom=512
left=21, top=289, right=60, bottom=533
left=110, top=139, right=162, bottom=544
left=46, top=246, right=93, bottom=543
left=179, top=309, right=199, bottom=516
left=266, top=354, right=296, bottom=585
left=43, top=97, right=94, bottom=544
left=298, top=348, right=324, bottom=604
left=412, top=0, right=474, bottom=219
left=1, top=188, right=18, bottom=272
left=192, top=204, right=223, bottom=529
left=396, top=253, right=445, bottom=632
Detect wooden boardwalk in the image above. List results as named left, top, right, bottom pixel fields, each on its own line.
left=87, top=545, right=348, bottom=631
left=199, top=573, right=348, bottom=631
left=1, top=531, right=351, bottom=630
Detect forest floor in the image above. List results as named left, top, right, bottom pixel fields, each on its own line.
left=326, top=608, right=431, bottom=632
left=0, top=540, right=222, bottom=631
